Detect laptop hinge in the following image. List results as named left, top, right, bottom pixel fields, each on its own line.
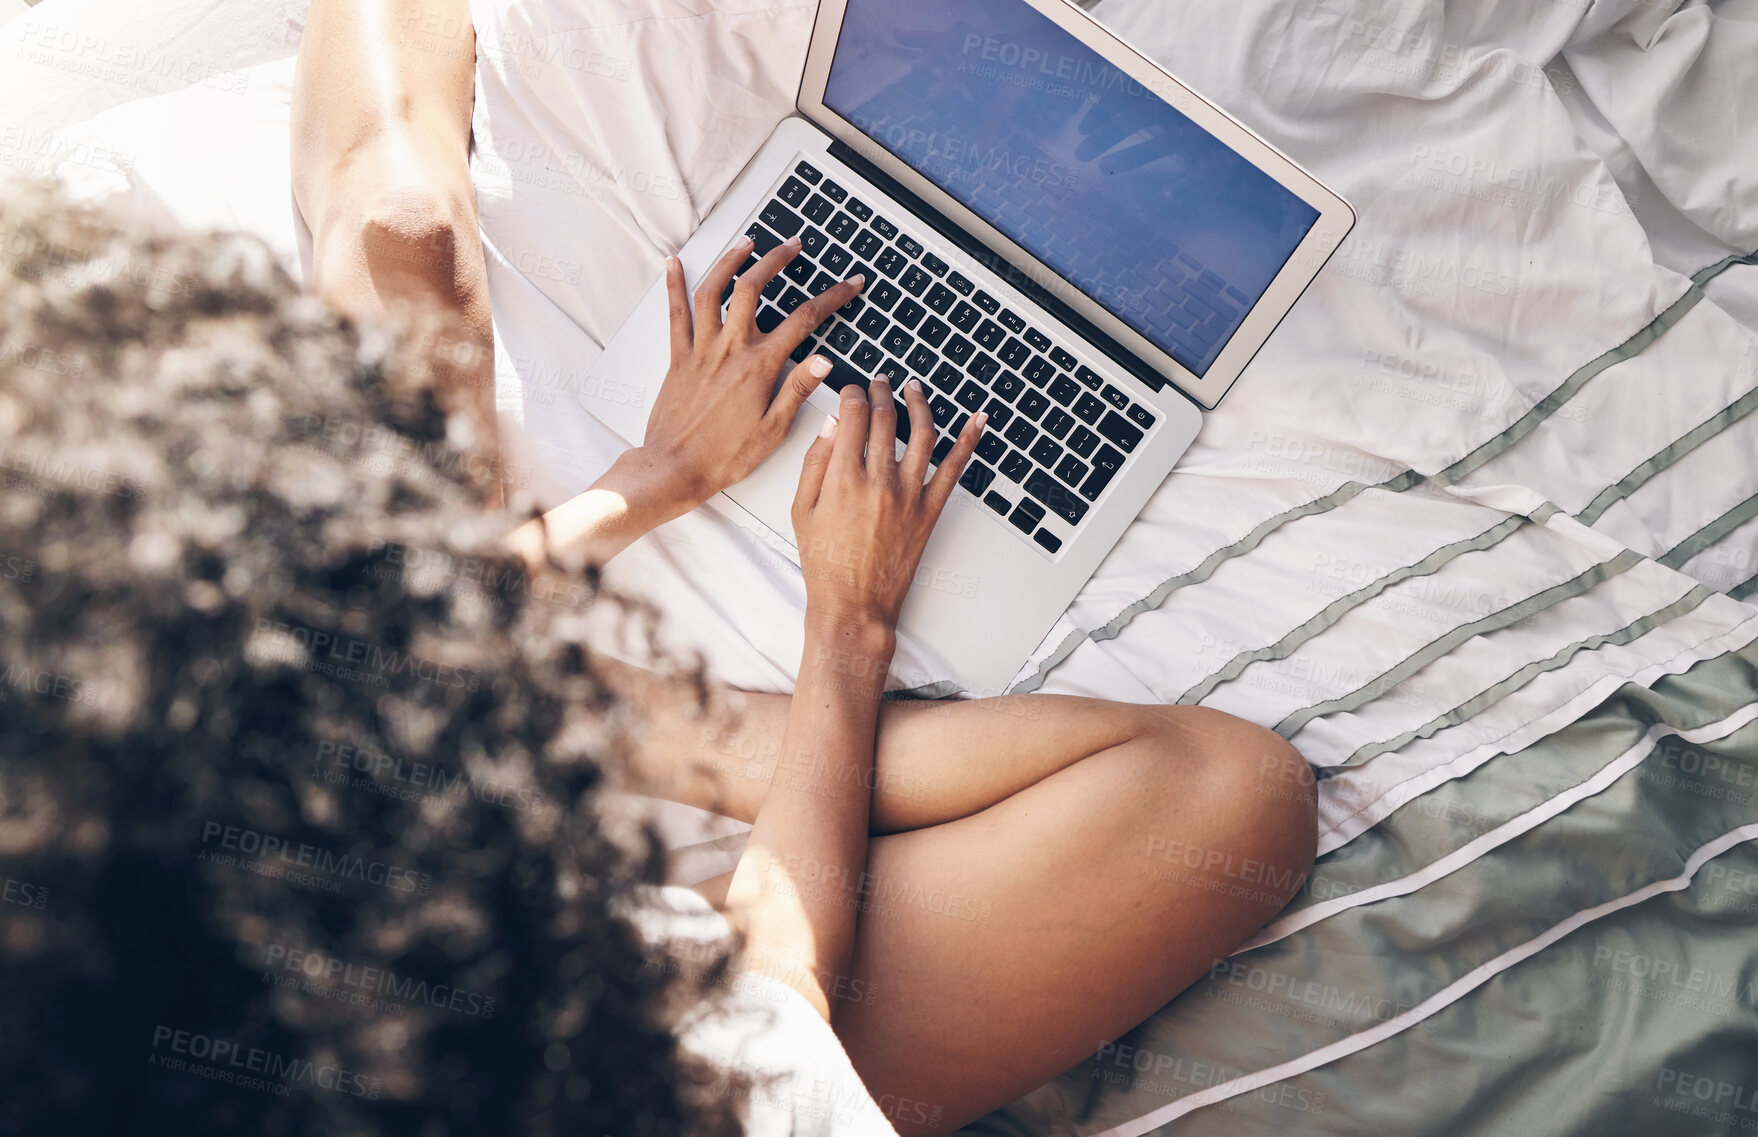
left=827, top=139, right=1185, bottom=402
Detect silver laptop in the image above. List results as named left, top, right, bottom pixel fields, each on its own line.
left=581, top=0, right=1354, bottom=696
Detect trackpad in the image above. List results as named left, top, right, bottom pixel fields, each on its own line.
left=709, top=405, right=827, bottom=555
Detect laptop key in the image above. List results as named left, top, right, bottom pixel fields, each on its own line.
left=1029, top=436, right=1064, bottom=467
left=930, top=394, right=958, bottom=425
left=1048, top=375, right=1080, bottom=405
left=817, top=351, right=870, bottom=394
left=918, top=316, right=951, bottom=347
left=1004, top=418, right=1038, bottom=450
left=1073, top=392, right=1106, bottom=424
left=1024, top=469, right=1089, bottom=525
left=876, top=248, right=907, bottom=279
left=947, top=271, right=975, bottom=296
left=932, top=436, right=954, bottom=465
left=777, top=176, right=810, bottom=206
left=852, top=231, right=884, bottom=260
left=974, top=319, right=1006, bottom=350
left=820, top=180, right=847, bottom=203
left=872, top=216, right=898, bottom=240
left=882, top=327, right=915, bottom=357
left=809, top=272, right=839, bottom=296
left=755, top=306, right=786, bottom=334
left=779, top=286, right=811, bottom=314
left=1000, top=451, right=1032, bottom=485
left=944, top=335, right=975, bottom=365
left=1009, top=497, right=1045, bottom=531
left=984, top=490, right=1012, bottom=515
left=1021, top=356, right=1054, bottom=385
left=900, top=265, right=932, bottom=296
left=1055, top=453, right=1089, bottom=488
left=976, top=433, right=1007, bottom=463
left=906, top=344, right=938, bottom=375
left=891, top=397, right=912, bottom=443
left=1075, top=364, right=1105, bottom=390
left=795, top=161, right=822, bottom=184
left=1050, top=346, right=1078, bottom=370
left=1024, top=328, right=1052, bottom=352
left=1068, top=425, right=1100, bottom=458
left=800, top=227, right=828, bottom=257
left=948, top=302, right=981, bottom=332
left=955, top=381, right=987, bottom=411
left=894, top=299, right=927, bottom=330
left=827, top=211, right=858, bottom=241
left=856, top=309, right=889, bottom=339
left=836, top=293, right=865, bottom=320
left=763, top=273, right=788, bottom=302
left=960, top=461, right=996, bottom=496
left=1128, top=404, right=1157, bottom=429
left=1042, top=408, right=1075, bottom=439
left=847, top=197, right=872, bottom=220
left=784, top=257, right=815, bottom=286
left=1098, top=410, right=1144, bottom=453
left=925, top=283, right=957, bottom=313
left=972, top=290, right=1000, bottom=314
left=921, top=252, right=949, bottom=277
left=992, top=372, right=1025, bottom=402
left=1081, top=444, right=1125, bottom=501
left=1018, top=391, right=1050, bottom=421
left=982, top=399, right=1014, bottom=430
left=1034, top=528, right=1063, bottom=553
left=802, top=195, right=835, bottom=225
left=1101, top=384, right=1130, bottom=410
left=897, top=234, right=925, bottom=258
left=791, top=335, right=818, bottom=363
left=999, top=338, right=1031, bottom=369
left=822, top=245, right=853, bottom=276
left=869, top=280, right=902, bottom=310
left=969, top=353, right=1001, bottom=382
left=930, top=363, right=963, bottom=395
left=851, top=342, right=884, bottom=372
left=746, top=222, right=784, bottom=256
left=827, top=323, right=859, bottom=353
left=998, top=309, right=1026, bottom=333
left=759, top=201, right=804, bottom=238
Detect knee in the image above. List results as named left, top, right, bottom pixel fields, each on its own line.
left=1140, top=706, right=1316, bottom=905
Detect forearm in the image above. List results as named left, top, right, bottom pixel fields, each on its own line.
left=502, top=446, right=706, bottom=571
left=723, top=609, right=895, bottom=1021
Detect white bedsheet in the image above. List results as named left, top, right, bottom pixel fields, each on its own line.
left=5, top=0, right=1758, bottom=890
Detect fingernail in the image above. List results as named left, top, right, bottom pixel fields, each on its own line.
left=872, top=371, right=891, bottom=387
left=847, top=273, right=866, bottom=287
left=975, top=411, right=989, bottom=428
left=905, top=378, right=923, bottom=394
left=739, top=235, right=754, bottom=249
left=785, top=235, right=802, bottom=248
left=808, top=355, right=832, bottom=377
left=819, top=415, right=838, bottom=438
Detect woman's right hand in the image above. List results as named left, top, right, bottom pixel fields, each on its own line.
left=791, top=372, right=986, bottom=632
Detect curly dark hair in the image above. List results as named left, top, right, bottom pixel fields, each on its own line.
left=0, top=179, right=746, bottom=1137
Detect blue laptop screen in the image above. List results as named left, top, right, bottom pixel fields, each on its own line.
left=822, top=0, right=1320, bottom=377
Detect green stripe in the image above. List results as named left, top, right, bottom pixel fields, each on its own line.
left=1691, top=247, right=1758, bottom=287
left=1733, top=572, right=1758, bottom=603
left=1272, top=550, right=1645, bottom=737
left=1658, top=490, right=1758, bottom=570
left=1577, top=384, right=1758, bottom=526
left=1007, top=262, right=1735, bottom=697
left=1329, top=583, right=1716, bottom=768
left=1178, top=516, right=1526, bottom=705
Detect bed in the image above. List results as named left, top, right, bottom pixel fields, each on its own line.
left=5, top=0, right=1756, bottom=1132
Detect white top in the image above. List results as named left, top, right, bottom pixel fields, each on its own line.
left=626, top=885, right=904, bottom=1137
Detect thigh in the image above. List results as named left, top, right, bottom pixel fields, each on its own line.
left=829, top=709, right=1315, bottom=1135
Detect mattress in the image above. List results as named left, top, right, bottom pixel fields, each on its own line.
left=4, top=0, right=1756, bottom=1132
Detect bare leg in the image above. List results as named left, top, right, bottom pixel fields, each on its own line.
left=599, top=656, right=1317, bottom=1135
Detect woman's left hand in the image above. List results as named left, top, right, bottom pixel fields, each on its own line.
left=636, top=237, right=867, bottom=510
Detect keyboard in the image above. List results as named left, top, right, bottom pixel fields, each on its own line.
left=720, top=158, right=1158, bottom=557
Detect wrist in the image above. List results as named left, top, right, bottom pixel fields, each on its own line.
left=803, top=601, right=898, bottom=656
left=608, top=445, right=708, bottom=518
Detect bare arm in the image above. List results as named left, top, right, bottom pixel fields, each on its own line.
left=723, top=374, right=986, bottom=1021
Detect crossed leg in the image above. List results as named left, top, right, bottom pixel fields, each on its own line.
left=604, top=661, right=1318, bottom=1136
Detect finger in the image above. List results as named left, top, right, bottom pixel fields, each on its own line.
left=772, top=272, right=865, bottom=355
left=866, top=370, right=900, bottom=475
left=924, top=410, right=988, bottom=518
left=832, top=380, right=871, bottom=478
left=897, top=378, right=936, bottom=486
left=692, top=236, right=754, bottom=344
left=665, top=256, right=692, bottom=365
left=767, top=353, right=835, bottom=430
left=728, top=235, right=802, bottom=332
left=792, top=412, right=839, bottom=519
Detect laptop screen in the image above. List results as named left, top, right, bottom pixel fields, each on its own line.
left=822, top=0, right=1320, bottom=379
